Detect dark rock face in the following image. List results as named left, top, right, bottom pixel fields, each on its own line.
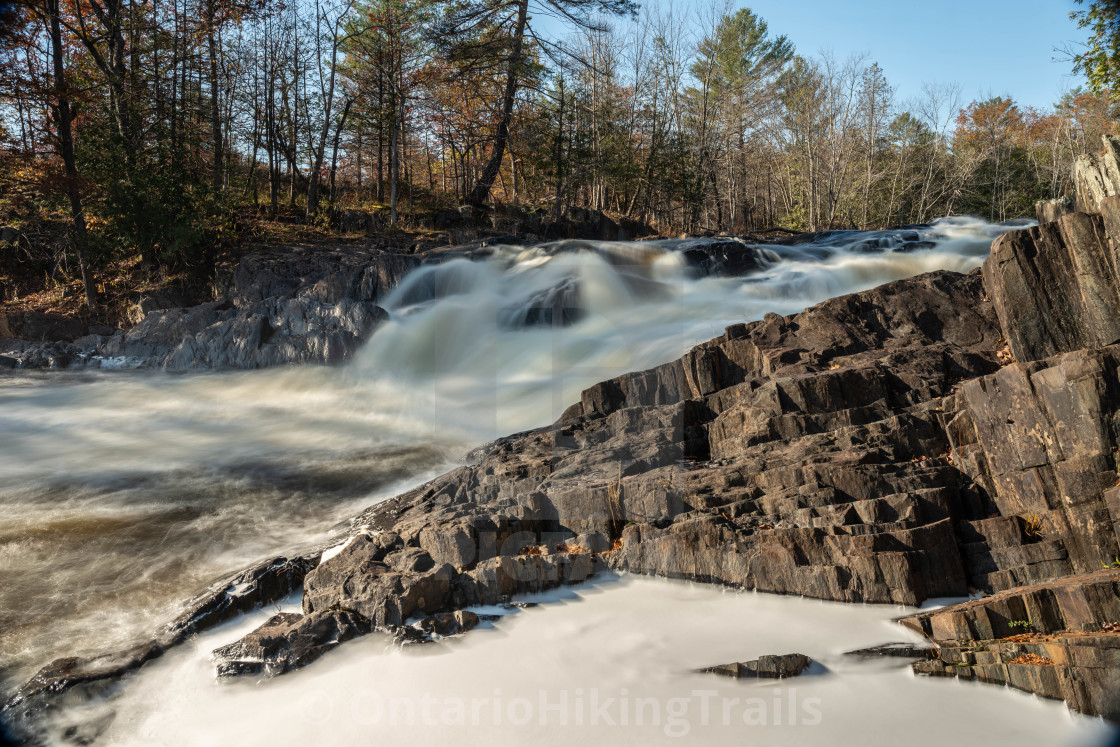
left=699, top=653, right=812, bottom=679
left=0, top=312, right=87, bottom=342
left=985, top=136, right=1120, bottom=363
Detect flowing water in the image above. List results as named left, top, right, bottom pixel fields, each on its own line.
left=6, top=217, right=1112, bottom=745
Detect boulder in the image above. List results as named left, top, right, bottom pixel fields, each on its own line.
left=699, top=653, right=812, bottom=679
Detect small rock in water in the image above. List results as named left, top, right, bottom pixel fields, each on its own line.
left=698, top=653, right=812, bottom=679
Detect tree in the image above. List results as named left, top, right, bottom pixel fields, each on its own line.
left=304, top=0, right=356, bottom=219
left=1072, top=0, right=1120, bottom=99
left=5, top=0, right=99, bottom=307
left=434, top=0, right=637, bottom=206
left=340, top=0, right=431, bottom=224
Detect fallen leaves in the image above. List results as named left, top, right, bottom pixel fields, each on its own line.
left=1009, top=653, right=1055, bottom=666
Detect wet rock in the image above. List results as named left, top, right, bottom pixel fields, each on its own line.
left=302, top=534, right=454, bottom=627
left=2, top=554, right=317, bottom=740
left=0, top=338, right=87, bottom=369
left=99, top=296, right=389, bottom=370
left=897, top=240, right=937, bottom=253
left=498, top=278, right=582, bottom=328
left=212, top=609, right=372, bottom=677
left=679, top=238, right=766, bottom=276
left=163, top=555, right=320, bottom=641
left=227, top=248, right=418, bottom=306
left=416, top=610, right=481, bottom=637
left=4, top=247, right=423, bottom=371
left=699, top=653, right=812, bottom=679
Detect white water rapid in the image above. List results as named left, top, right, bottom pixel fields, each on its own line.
left=3, top=217, right=1113, bottom=745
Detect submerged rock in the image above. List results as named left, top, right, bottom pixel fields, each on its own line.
left=843, top=643, right=935, bottom=660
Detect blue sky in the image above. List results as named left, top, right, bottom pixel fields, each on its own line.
left=734, top=0, right=1088, bottom=110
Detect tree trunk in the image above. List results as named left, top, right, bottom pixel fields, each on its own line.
left=390, top=94, right=401, bottom=226
left=328, top=98, right=353, bottom=213
left=206, top=0, right=223, bottom=192
left=46, top=0, right=96, bottom=309
left=468, top=0, right=528, bottom=206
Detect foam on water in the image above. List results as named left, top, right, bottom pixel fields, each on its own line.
left=347, top=217, right=1010, bottom=435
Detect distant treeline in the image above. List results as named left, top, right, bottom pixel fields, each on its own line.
left=0, top=0, right=1117, bottom=305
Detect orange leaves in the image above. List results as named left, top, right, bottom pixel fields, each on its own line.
left=1009, top=653, right=1055, bottom=666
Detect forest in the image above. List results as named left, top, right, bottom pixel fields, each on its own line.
left=0, top=0, right=1118, bottom=312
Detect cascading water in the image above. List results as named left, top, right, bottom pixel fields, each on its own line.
left=7, top=216, right=1112, bottom=746
left=346, top=217, right=1009, bottom=436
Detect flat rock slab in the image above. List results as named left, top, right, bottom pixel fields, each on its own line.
left=843, top=642, right=935, bottom=660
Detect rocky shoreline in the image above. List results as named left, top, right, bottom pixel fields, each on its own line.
left=7, top=140, right=1120, bottom=741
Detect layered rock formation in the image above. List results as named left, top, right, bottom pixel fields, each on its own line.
left=193, top=267, right=1008, bottom=680
left=901, top=569, right=1120, bottom=720
left=887, top=135, right=1120, bottom=719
